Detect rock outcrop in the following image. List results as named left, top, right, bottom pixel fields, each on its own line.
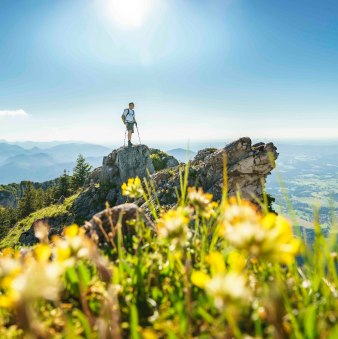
left=100, top=145, right=155, bottom=186
left=73, top=145, right=156, bottom=221
left=151, top=137, right=278, bottom=205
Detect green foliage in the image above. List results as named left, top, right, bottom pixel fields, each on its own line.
left=0, top=207, right=18, bottom=238
left=57, top=169, right=72, bottom=198
left=0, top=183, right=20, bottom=197
left=72, top=154, right=92, bottom=190
left=18, top=182, right=42, bottom=218
left=150, top=149, right=171, bottom=171
left=0, top=193, right=79, bottom=248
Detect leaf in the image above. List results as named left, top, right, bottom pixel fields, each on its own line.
left=77, top=262, right=91, bottom=290
left=304, top=305, right=317, bottom=339
left=73, top=309, right=92, bottom=339
left=130, top=304, right=139, bottom=339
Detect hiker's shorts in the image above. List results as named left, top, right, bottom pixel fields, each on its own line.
left=126, top=122, right=134, bottom=133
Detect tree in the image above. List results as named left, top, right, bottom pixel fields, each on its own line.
left=18, top=182, right=39, bottom=218
left=0, top=207, right=18, bottom=238
left=57, top=170, right=72, bottom=198
left=43, top=187, right=58, bottom=206
left=72, top=154, right=92, bottom=190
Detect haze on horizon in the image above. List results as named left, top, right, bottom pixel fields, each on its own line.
left=0, top=0, right=337, bottom=144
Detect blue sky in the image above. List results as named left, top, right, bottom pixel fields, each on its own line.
left=0, top=0, right=337, bottom=144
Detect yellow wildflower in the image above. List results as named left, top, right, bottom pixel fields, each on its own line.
left=221, top=200, right=301, bottom=264
left=64, top=224, right=79, bottom=238
left=34, top=243, right=51, bottom=263
left=187, top=187, right=218, bottom=218
left=205, top=273, right=251, bottom=310
left=206, top=252, right=226, bottom=274
left=227, top=251, right=247, bottom=272
left=156, top=207, right=192, bottom=245
left=121, top=177, right=144, bottom=199
left=191, top=271, right=211, bottom=289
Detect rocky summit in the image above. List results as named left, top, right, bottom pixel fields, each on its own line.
left=73, top=138, right=278, bottom=221
left=100, top=144, right=155, bottom=186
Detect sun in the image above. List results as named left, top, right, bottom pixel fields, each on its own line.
left=107, top=0, right=155, bottom=28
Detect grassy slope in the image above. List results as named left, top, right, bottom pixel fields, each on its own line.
left=0, top=193, right=79, bottom=249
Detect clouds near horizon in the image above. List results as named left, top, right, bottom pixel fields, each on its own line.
left=0, top=109, right=29, bottom=117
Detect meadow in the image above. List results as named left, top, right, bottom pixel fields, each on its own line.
left=0, top=169, right=337, bottom=338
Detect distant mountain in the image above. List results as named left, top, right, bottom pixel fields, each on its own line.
left=0, top=140, right=84, bottom=149
left=45, top=143, right=110, bottom=162
left=0, top=143, right=30, bottom=164
left=0, top=141, right=110, bottom=184
left=166, top=148, right=196, bottom=163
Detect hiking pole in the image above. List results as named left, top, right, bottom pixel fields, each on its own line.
left=136, top=124, right=141, bottom=144
left=124, top=129, right=127, bottom=147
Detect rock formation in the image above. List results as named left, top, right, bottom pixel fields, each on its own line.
left=73, top=145, right=156, bottom=221
left=100, top=145, right=155, bottom=186
left=151, top=137, right=278, bottom=205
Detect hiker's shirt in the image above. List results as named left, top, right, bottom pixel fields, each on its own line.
left=123, top=109, right=135, bottom=123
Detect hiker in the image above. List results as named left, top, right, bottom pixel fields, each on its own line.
left=122, top=102, right=137, bottom=147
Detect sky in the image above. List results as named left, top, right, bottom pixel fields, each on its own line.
left=0, top=0, right=337, bottom=145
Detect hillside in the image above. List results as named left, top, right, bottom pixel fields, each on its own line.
left=0, top=138, right=278, bottom=248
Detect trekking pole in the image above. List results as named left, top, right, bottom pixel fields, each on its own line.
left=136, top=124, right=141, bottom=144
left=124, top=129, right=127, bottom=147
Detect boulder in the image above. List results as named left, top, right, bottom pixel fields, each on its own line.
left=85, top=203, right=154, bottom=246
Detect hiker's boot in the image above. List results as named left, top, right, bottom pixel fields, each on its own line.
left=128, top=140, right=133, bottom=147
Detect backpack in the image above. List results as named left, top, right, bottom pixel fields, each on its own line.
left=121, top=109, right=128, bottom=124
left=121, top=109, right=133, bottom=124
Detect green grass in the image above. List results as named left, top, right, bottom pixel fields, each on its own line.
left=0, top=193, right=79, bottom=249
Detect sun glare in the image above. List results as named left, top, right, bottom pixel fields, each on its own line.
left=107, top=0, right=155, bottom=28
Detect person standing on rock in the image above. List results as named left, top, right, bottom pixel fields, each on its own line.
left=122, top=102, right=137, bottom=147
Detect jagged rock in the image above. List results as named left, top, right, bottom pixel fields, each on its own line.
left=86, top=167, right=102, bottom=186
left=100, top=144, right=155, bottom=186
left=73, top=145, right=156, bottom=221
left=151, top=137, right=278, bottom=205
left=193, top=148, right=218, bottom=163
left=72, top=185, right=109, bottom=223
left=85, top=203, right=154, bottom=246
